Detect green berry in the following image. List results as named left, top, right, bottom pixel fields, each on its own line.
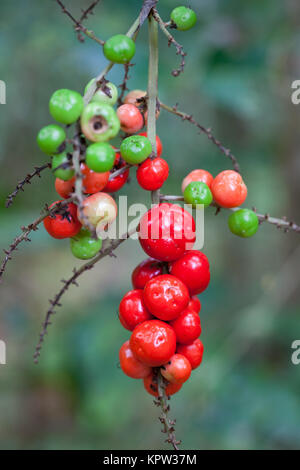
left=170, top=6, right=197, bottom=31
left=37, top=124, right=66, bottom=155
left=86, top=142, right=115, bottom=173
left=70, top=228, right=102, bottom=260
left=184, top=182, right=213, bottom=208
left=228, top=209, right=259, bottom=238
left=52, top=152, right=74, bottom=181
left=120, top=135, right=152, bottom=165
left=85, top=79, right=118, bottom=105
left=49, top=89, right=84, bottom=125
left=104, top=34, right=136, bottom=64
left=80, top=102, right=120, bottom=143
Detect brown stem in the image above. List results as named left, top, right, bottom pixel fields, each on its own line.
left=160, top=102, right=241, bottom=173
left=6, top=162, right=51, bottom=208
left=33, top=227, right=136, bottom=363
left=155, top=372, right=181, bottom=451
left=0, top=198, right=74, bottom=282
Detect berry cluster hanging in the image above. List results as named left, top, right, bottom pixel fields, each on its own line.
left=1, top=0, right=299, bottom=450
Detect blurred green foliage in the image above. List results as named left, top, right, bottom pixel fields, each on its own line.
left=0, top=0, right=299, bottom=450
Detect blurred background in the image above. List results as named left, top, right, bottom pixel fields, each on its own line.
left=0, top=0, right=300, bottom=450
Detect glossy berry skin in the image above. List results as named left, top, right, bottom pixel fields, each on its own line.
left=81, top=102, right=120, bottom=143
left=170, top=6, right=197, bottom=31
left=85, top=79, right=118, bottom=105
left=103, top=153, right=129, bottom=193
left=139, top=203, right=196, bottom=261
left=37, top=125, right=66, bottom=156
left=170, top=308, right=201, bottom=345
left=52, top=152, right=74, bottom=181
left=136, top=157, right=169, bottom=191
left=184, top=181, right=213, bottom=208
left=44, top=201, right=81, bottom=239
left=119, top=341, right=151, bottom=379
left=211, top=170, right=247, bottom=208
left=70, top=228, right=102, bottom=260
left=188, top=296, right=201, bottom=314
left=119, top=289, right=153, bottom=331
left=177, top=339, right=204, bottom=370
left=143, top=373, right=182, bottom=397
left=131, top=258, right=164, bottom=290
left=78, top=192, right=117, bottom=232
left=169, top=250, right=210, bottom=295
left=81, top=164, right=110, bottom=194
left=104, top=34, right=136, bottom=64
left=86, top=142, right=115, bottom=173
left=55, top=177, right=75, bottom=199
left=182, top=169, right=213, bottom=192
left=161, top=353, right=192, bottom=384
left=120, top=135, right=152, bottom=165
left=143, top=274, right=190, bottom=321
left=130, top=320, right=176, bottom=367
left=49, top=89, right=84, bottom=125
left=117, top=104, right=144, bottom=134
left=228, top=209, right=259, bottom=238
left=139, top=132, right=162, bottom=157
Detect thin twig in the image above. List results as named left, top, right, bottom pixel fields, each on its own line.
left=33, top=227, right=136, bottom=363
left=79, top=0, right=101, bottom=22
left=160, top=102, right=241, bottom=173
left=108, top=164, right=131, bottom=181
left=6, top=163, right=51, bottom=208
left=159, top=194, right=300, bottom=233
left=117, top=63, right=135, bottom=106
left=0, top=198, right=74, bottom=282
left=154, top=371, right=181, bottom=451
left=56, top=0, right=104, bottom=45
left=152, top=9, right=186, bottom=77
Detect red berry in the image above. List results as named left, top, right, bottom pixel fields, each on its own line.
left=131, top=258, right=164, bottom=290
left=119, top=289, right=153, bottom=331
left=55, top=177, right=75, bottom=199
left=177, top=339, right=204, bottom=370
left=170, top=308, right=201, bottom=345
left=161, top=353, right=192, bottom=384
left=188, top=296, right=201, bottom=314
left=139, top=203, right=196, bottom=262
left=119, top=340, right=151, bottom=379
left=117, top=104, right=144, bottom=134
left=103, top=151, right=129, bottom=193
left=81, top=163, right=110, bottom=194
left=143, top=372, right=182, bottom=397
left=130, top=320, right=176, bottom=367
left=44, top=201, right=81, bottom=239
left=182, top=169, right=213, bottom=192
left=211, top=170, right=247, bottom=208
left=138, top=132, right=162, bottom=157
left=143, top=274, right=190, bottom=321
left=169, top=250, right=210, bottom=295
left=136, top=157, right=169, bottom=191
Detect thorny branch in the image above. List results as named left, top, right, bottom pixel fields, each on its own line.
left=6, top=163, right=51, bottom=208
left=160, top=101, right=241, bottom=173
left=152, top=9, right=186, bottom=77
left=154, top=371, right=181, bottom=451
left=159, top=195, right=300, bottom=233
left=117, top=63, right=135, bottom=106
left=33, top=227, right=136, bottom=363
left=0, top=198, right=74, bottom=282
left=56, top=0, right=104, bottom=45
